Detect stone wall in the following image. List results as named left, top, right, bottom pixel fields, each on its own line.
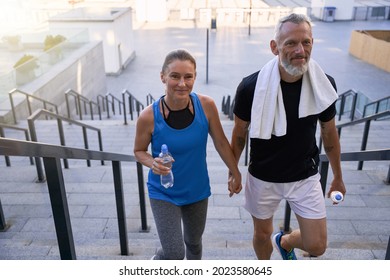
left=1, top=41, right=107, bottom=123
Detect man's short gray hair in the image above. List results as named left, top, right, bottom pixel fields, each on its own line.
left=274, top=13, right=312, bottom=41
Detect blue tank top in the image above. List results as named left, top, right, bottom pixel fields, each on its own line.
left=147, top=93, right=211, bottom=206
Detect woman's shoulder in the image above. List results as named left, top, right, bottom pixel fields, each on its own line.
left=193, top=92, right=214, bottom=104
left=138, top=103, right=155, bottom=123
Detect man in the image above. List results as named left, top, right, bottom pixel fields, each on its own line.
left=230, top=13, right=346, bottom=260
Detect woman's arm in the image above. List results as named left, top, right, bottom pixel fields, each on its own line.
left=199, top=94, right=242, bottom=196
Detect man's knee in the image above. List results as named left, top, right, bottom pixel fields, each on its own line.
left=253, top=227, right=273, bottom=242
left=306, top=240, right=327, bottom=257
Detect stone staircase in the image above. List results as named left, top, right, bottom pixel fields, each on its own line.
left=1, top=114, right=389, bottom=260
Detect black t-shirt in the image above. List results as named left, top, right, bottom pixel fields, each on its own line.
left=234, top=70, right=337, bottom=183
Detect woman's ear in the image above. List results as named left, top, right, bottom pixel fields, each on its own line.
left=270, top=40, right=279, bottom=55
left=160, top=72, right=166, bottom=83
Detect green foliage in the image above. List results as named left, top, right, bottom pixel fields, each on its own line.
left=44, top=34, right=66, bottom=51
left=13, top=54, right=38, bottom=69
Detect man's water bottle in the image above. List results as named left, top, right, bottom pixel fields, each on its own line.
left=159, top=144, right=174, bottom=188
left=330, top=191, right=343, bottom=204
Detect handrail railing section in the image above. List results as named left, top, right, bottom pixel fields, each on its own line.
left=9, top=88, right=59, bottom=124
left=65, top=89, right=102, bottom=121
left=336, top=89, right=358, bottom=121
left=146, top=93, right=155, bottom=106
left=0, top=123, right=34, bottom=166
left=122, top=90, right=145, bottom=124
left=105, top=92, right=123, bottom=119
left=27, top=109, right=104, bottom=182
left=363, top=95, right=390, bottom=118
left=0, top=137, right=149, bottom=260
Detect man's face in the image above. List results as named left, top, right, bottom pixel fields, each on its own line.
left=273, top=22, right=313, bottom=77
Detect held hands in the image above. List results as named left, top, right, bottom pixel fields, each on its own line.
left=228, top=171, right=242, bottom=197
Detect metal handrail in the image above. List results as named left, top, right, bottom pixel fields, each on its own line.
left=336, top=89, right=358, bottom=121
left=221, top=95, right=234, bottom=121
left=282, top=148, right=390, bottom=260
left=9, top=88, right=59, bottom=124
left=27, top=109, right=104, bottom=182
left=0, top=137, right=149, bottom=260
left=363, top=96, right=390, bottom=117
left=96, top=94, right=107, bottom=115
left=65, top=89, right=102, bottom=121
left=122, top=90, right=145, bottom=124
left=146, top=93, right=155, bottom=106
left=105, top=92, right=123, bottom=119
left=0, top=123, right=34, bottom=166
left=328, top=110, right=390, bottom=170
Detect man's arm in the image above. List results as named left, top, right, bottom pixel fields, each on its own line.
left=231, top=115, right=250, bottom=164
left=320, top=117, right=346, bottom=199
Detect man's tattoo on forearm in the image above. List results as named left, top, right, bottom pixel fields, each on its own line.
left=324, top=145, right=334, bottom=153
left=238, top=137, right=246, bottom=150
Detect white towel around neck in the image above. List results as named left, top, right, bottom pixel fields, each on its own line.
left=249, top=56, right=338, bottom=140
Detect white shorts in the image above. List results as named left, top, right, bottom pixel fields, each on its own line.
left=244, top=172, right=326, bottom=220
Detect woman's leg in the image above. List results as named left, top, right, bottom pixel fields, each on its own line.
left=181, top=198, right=208, bottom=260
left=150, top=198, right=185, bottom=260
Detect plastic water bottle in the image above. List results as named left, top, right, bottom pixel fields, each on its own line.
left=159, top=144, right=174, bottom=188
left=330, top=191, right=343, bottom=204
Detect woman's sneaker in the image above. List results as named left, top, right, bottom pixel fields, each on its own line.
left=272, top=231, right=297, bottom=260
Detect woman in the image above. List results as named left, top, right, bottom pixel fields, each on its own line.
left=133, top=49, right=242, bottom=260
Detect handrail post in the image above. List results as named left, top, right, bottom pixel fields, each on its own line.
left=89, top=102, right=94, bottom=120
left=112, top=161, right=129, bottom=255
left=338, top=95, right=345, bottom=121
left=98, top=131, right=104, bottom=166
left=358, top=120, right=371, bottom=170
left=130, top=95, right=134, bottom=121
left=27, top=95, right=33, bottom=117
left=122, top=92, right=127, bottom=125
left=0, top=198, right=6, bottom=231
left=77, top=95, right=83, bottom=120
left=319, top=161, right=329, bottom=194
left=105, top=95, right=110, bottom=119
left=27, top=119, right=46, bottom=182
left=43, top=157, right=76, bottom=260
left=0, top=127, right=11, bottom=166
left=137, top=162, right=149, bottom=232
left=351, top=93, right=357, bottom=121
left=98, top=104, right=102, bottom=120
left=282, top=201, right=292, bottom=233
left=9, top=93, right=17, bottom=124
left=82, top=127, right=91, bottom=167
left=57, top=118, right=69, bottom=169
left=65, top=93, right=71, bottom=119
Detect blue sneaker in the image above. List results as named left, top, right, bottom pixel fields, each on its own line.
left=272, top=231, right=297, bottom=260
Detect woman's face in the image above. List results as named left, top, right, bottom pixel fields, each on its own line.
left=161, top=59, right=196, bottom=99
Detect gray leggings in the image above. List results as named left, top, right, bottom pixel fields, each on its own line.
left=150, top=197, right=208, bottom=260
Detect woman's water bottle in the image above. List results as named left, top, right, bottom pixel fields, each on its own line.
left=159, top=144, right=174, bottom=188
left=330, top=191, right=343, bottom=204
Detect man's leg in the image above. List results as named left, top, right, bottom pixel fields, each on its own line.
left=252, top=216, right=274, bottom=260
left=279, top=216, right=327, bottom=257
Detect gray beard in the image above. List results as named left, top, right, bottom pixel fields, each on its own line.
left=281, top=59, right=309, bottom=77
